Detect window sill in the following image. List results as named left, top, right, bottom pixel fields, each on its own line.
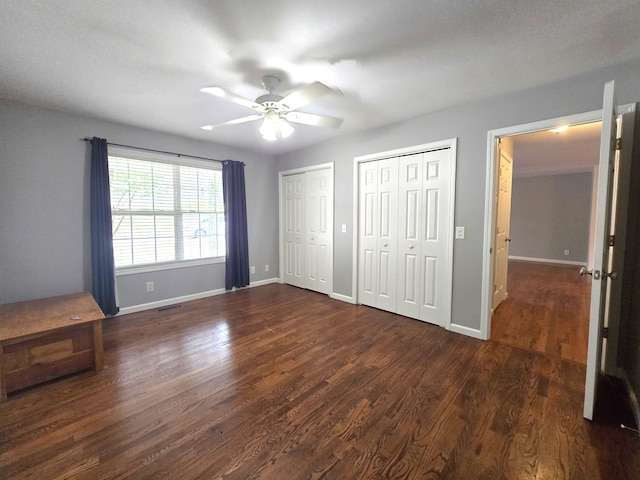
left=115, top=257, right=225, bottom=276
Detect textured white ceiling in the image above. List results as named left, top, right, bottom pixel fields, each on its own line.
left=1, top=0, right=639, bottom=154
left=512, top=122, right=602, bottom=177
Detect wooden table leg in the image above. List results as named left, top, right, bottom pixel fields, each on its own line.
left=93, top=320, right=104, bottom=371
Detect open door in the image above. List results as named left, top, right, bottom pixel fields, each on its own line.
left=583, top=80, right=617, bottom=420
left=492, top=140, right=513, bottom=311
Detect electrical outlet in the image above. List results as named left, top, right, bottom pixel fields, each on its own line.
left=265, top=264, right=269, bottom=272
left=146, top=281, right=154, bottom=292
left=250, top=266, right=255, bottom=274
left=564, top=249, right=570, bottom=256
left=455, top=226, right=465, bottom=239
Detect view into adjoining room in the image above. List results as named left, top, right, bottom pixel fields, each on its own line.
left=490, top=122, right=601, bottom=365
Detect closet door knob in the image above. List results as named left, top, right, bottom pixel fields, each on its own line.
left=383, top=243, right=388, bottom=247
left=409, top=245, right=414, bottom=250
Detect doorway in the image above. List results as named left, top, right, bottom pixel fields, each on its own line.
left=490, top=122, right=602, bottom=363
left=481, top=109, right=603, bottom=341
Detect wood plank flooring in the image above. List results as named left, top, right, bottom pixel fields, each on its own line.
left=1, top=284, right=638, bottom=479
left=491, top=260, right=591, bottom=364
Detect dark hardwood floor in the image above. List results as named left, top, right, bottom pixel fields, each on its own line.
left=491, top=260, right=591, bottom=364
left=1, top=283, right=638, bottom=479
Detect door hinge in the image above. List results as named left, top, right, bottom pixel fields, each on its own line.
left=615, top=138, right=622, bottom=150
left=602, top=327, right=609, bottom=339
left=609, top=235, right=615, bottom=247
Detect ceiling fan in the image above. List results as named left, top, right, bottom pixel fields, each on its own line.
left=200, top=75, right=343, bottom=141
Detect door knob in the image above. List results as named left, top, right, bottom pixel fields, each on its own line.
left=579, top=266, right=592, bottom=277
left=505, top=238, right=511, bottom=242
left=409, top=245, right=414, bottom=250
left=383, top=243, right=388, bottom=247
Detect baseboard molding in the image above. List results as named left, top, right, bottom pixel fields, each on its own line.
left=449, top=323, right=484, bottom=340
left=508, top=255, right=585, bottom=266
left=117, top=277, right=280, bottom=316
left=619, top=369, right=640, bottom=429
left=330, top=292, right=356, bottom=304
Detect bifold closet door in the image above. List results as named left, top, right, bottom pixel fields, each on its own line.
left=282, top=173, right=305, bottom=288
left=358, top=159, right=398, bottom=312
left=397, top=153, right=423, bottom=318
left=419, top=148, right=452, bottom=326
left=358, top=147, right=453, bottom=327
left=305, top=169, right=333, bottom=295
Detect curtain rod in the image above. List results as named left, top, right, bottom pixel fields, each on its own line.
left=81, top=138, right=224, bottom=163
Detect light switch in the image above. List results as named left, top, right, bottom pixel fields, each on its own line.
left=341, top=224, right=347, bottom=233
left=455, top=226, right=465, bottom=239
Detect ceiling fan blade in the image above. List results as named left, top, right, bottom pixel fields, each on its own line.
left=279, top=82, right=332, bottom=111
left=200, top=87, right=264, bottom=112
left=285, top=111, right=343, bottom=129
left=201, top=114, right=263, bottom=130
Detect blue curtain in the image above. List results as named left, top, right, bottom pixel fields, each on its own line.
left=222, top=160, right=250, bottom=290
left=90, top=137, right=119, bottom=315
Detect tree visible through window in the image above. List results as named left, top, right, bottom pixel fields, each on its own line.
left=108, top=152, right=225, bottom=269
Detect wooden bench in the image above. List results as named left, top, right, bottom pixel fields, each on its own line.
left=0, top=292, right=104, bottom=401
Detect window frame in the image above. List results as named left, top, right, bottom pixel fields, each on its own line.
left=108, top=146, right=225, bottom=276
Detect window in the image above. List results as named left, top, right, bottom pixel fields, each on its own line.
left=108, top=148, right=225, bottom=271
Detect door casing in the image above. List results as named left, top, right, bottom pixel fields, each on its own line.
left=482, top=110, right=602, bottom=340
left=482, top=104, right=636, bottom=371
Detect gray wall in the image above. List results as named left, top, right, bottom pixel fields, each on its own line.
left=0, top=100, right=279, bottom=308
left=276, top=58, right=640, bottom=331
left=509, top=172, right=593, bottom=263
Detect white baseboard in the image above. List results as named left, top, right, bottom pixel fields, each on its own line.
left=449, top=323, right=484, bottom=340
left=508, top=255, right=585, bottom=266
left=330, top=292, right=356, bottom=304
left=117, top=277, right=280, bottom=316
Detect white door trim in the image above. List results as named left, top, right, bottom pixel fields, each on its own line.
left=481, top=109, right=602, bottom=340
left=352, top=138, right=457, bottom=330
left=279, top=162, right=334, bottom=290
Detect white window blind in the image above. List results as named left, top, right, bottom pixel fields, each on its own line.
left=108, top=150, right=225, bottom=270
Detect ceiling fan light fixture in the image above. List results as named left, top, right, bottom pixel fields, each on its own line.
left=260, top=115, right=294, bottom=141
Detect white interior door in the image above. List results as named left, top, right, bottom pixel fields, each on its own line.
left=419, top=148, right=453, bottom=326
left=492, top=146, right=513, bottom=310
left=584, top=80, right=617, bottom=420
left=397, top=153, right=423, bottom=318
left=357, top=142, right=456, bottom=327
left=358, top=159, right=398, bottom=311
left=358, top=162, right=379, bottom=307
left=376, top=159, right=398, bottom=312
left=305, top=169, right=333, bottom=294
left=305, top=171, right=319, bottom=290
left=282, top=173, right=305, bottom=288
